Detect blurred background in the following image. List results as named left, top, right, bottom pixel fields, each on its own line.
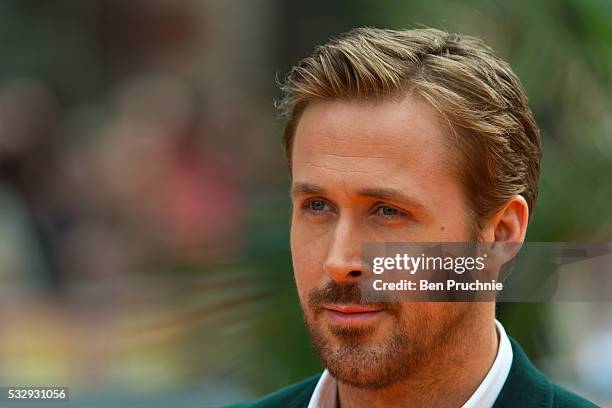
left=0, top=0, right=610, bottom=406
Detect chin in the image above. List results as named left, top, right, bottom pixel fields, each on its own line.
left=307, top=320, right=423, bottom=390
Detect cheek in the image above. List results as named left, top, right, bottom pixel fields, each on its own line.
left=395, top=303, right=446, bottom=334
left=436, top=211, right=474, bottom=241
left=290, top=222, right=329, bottom=301
left=427, top=194, right=475, bottom=241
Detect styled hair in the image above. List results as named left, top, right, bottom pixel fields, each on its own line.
left=278, top=27, right=542, bottom=228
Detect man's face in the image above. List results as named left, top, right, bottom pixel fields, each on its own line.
left=290, top=96, right=485, bottom=389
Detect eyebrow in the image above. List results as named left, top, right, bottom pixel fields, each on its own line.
left=290, top=182, right=427, bottom=212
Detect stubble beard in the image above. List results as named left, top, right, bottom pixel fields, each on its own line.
left=302, top=282, right=471, bottom=390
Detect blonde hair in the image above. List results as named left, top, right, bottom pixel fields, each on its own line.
left=278, top=27, right=542, bottom=228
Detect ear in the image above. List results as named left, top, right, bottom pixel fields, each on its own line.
left=481, top=195, right=530, bottom=243
left=478, top=195, right=530, bottom=277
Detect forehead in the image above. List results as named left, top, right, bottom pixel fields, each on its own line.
left=292, top=96, right=457, bottom=203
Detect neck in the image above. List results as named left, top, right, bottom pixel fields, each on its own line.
left=337, top=315, right=499, bottom=408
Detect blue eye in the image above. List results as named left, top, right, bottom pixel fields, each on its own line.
left=376, top=205, right=403, bottom=218
left=305, top=199, right=330, bottom=213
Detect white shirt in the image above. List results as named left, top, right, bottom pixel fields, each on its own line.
left=308, top=319, right=513, bottom=408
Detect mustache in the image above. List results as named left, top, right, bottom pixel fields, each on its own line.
left=307, top=280, right=398, bottom=314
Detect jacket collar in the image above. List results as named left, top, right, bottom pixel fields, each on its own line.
left=493, top=337, right=553, bottom=407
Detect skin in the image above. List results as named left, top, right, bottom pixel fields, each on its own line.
left=289, top=95, right=529, bottom=408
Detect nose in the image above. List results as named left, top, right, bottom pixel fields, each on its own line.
left=323, top=216, right=364, bottom=283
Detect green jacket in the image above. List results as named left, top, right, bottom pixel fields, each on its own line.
left=225, top=337, right=598, bottom=407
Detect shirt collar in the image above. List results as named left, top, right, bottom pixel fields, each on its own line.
left=308, top=319, right=513, bottom=408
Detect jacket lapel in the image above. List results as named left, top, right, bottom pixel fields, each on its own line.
left=493, top=337, right=552, bottom=407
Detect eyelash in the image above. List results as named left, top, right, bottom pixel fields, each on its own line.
left=302, top=198, right=407, bottom=219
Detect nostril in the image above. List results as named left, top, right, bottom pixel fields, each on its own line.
left=348, top=270, right=361, bottom=278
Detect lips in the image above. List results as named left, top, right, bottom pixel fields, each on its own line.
left=324, top=304, right=382, bottom=313
left=322, top=304, right=384, bottom=326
